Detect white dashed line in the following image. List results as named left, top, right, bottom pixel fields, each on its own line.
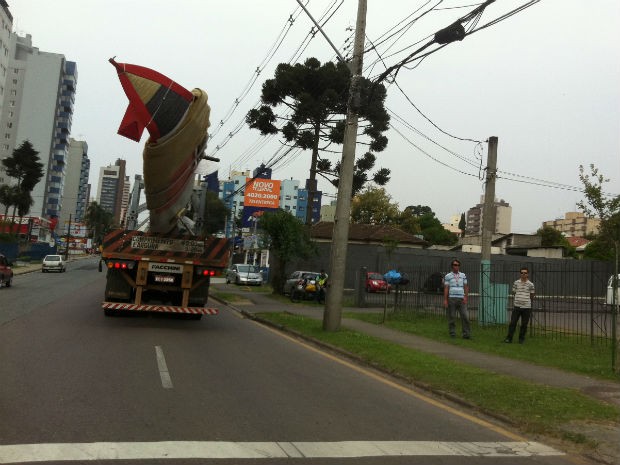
left=154, top=346, right=173, bottom=389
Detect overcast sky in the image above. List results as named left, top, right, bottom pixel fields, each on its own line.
left=8, top=0, right=620, bottom=233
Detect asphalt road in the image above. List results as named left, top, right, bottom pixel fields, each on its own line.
left=0, top=259, right=577, bottom=464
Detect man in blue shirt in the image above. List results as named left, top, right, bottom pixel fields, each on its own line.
left=443, top=259, right=471, bottom=339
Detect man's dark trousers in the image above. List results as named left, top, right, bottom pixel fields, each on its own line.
left=507, top=306, right=532, bottom=342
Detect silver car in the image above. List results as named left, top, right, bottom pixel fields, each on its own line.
left=284, top=270, right=319, bottom=295
left=42, top=254, right=66, bottom=273
left=226, top=264, right=262, bottom=286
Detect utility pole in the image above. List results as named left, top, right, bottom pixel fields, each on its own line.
left=64, top=213, right=72, bottom=261
left=480, top=136, right=498, bottom=324
left=323, top=0, right=367, bottom=331
left=481, top=137, right=498, bottom=260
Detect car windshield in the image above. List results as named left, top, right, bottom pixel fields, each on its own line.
left=368, top=273, right=384, bottom=280
left=237, top=265, right=258, bottom=273
left=45, top=256, right=61, bottom=261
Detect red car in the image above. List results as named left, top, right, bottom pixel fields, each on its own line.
left=365, top=272, right=390, bottom=293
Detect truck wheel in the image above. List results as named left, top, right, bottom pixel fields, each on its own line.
left=104, top=308, right=118, bottom=317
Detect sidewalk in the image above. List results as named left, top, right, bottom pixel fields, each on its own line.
left=212, top=283, right=620, bottom=464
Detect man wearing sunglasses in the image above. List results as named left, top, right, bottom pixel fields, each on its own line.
left=504, top=267, right=535, bottom=344
left=443, top=259, right=470, bottom=339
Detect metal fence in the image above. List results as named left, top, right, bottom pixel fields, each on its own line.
left=357, top=260, right=617, bottom=345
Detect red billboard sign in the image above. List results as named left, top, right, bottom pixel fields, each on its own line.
left=244, top=178, right=281, bottom=209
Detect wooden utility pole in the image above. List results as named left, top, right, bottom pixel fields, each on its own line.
left=323, top=0, right=367, bottom=331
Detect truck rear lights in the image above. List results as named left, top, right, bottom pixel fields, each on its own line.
left=195, top=267, right=216, bottom=276
left=107, top=260, right=136, bottom=270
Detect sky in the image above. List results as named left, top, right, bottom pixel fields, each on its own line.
left=7, top=0, right=620, bottom=233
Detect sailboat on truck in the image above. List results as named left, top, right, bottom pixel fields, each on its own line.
left=100, top=59, right=230, bottom=319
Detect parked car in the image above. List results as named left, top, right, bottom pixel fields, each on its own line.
left=226, top=264, right=262, bottom=286
left=285, top=270, right=319, bottom=296
left=42, top=254, right=66, bottom=273
left=365, top=271, right=390, bottom=293
left=606, top=274, right=620, bottom=305
left=0, top=253, right=13, bottom=287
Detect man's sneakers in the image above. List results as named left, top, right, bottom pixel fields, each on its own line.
left=503, top=338, right=512, bottom=343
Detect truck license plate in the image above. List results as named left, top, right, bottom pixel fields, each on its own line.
left=154, top=274, right=175, bottom=283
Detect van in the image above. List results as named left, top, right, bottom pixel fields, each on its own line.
left=606, top=274, right=620, bottom=305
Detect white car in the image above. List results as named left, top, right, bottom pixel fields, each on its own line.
left=42, top=254, right=66, bottom=273
left=226, top=264, right=262, bottom=286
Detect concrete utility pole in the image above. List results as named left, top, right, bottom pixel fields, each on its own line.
left=323, top=0, right=367, bottom=331
left=480, top=136, right=498, bottom=323
left=481, top=137, right=498, bottom=260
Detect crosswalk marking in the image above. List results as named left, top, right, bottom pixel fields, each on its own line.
left=0, top=441, right=563, bottom=463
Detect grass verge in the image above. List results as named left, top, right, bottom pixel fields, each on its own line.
left=257, top=312, right=619, bottom=442
left=345, top=311, right=619, bottom=381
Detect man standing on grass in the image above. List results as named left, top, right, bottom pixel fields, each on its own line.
left=443, top=259, right=470, bottom=339
left=504, top=267, right=535, bottom=344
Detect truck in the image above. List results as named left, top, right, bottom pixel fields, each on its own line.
left=100, top=58, right=230, bottom=318
left=100, top=229, right=229, bottom=319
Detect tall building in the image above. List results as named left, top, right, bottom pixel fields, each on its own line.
left=542, top=212, right=600, bottom=238
left=465, top=195, right=512, bottom=236
left=96, top=159, right=127, bottom=225
left=0, top=28, right=77, bottom=221
left=60, top=138, right=89, bottom=226
left=0, top=3, right=12, bottom=159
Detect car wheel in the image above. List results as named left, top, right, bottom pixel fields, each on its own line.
left=235, top=277, right=240, bottom=285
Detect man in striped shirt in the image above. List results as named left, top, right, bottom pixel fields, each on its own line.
left=443, top=259, right=470, bottom=339
left=504, top=267, right=535, bottom=344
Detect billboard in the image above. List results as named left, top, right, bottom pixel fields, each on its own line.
left=244, top=178, right=280, bottom=209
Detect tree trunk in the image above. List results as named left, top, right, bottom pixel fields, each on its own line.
left=304, top=123, right=321, bottom=226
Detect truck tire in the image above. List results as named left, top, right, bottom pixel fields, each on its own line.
left=104, top=308, right=118, bottom=317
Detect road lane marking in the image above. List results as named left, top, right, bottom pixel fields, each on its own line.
left=258, top=322, right=527, bottom=442
left=154, top=346, right=173, bottom=389
left=0, top=441, right=563, bottom=462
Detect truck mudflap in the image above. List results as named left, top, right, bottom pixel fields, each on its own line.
left=102, top=302, right=218, bottom=315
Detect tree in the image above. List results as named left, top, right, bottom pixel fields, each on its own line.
left=536, top=226, right=576, bottom=258
left=418, top=212, right=458, bottom=246
left=0, top=185, right=20, bottom=217
left=577, top=164, right=620, bottom=262
left=1, top=140, right=44, bottom=229
left=458, top=213, right=466, bottom=237
left=350, top=187, right=399, bottom=225
left=258, top=209, right=317, bottom=294
left=200, top=191, right=228, bottom=235
left=246, top=57, right=390, bottom=224
left=83, top=201, right=114, bottom=245
left=398, top=205, right=457, bottom=246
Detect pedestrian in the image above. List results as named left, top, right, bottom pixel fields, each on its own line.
left=443, top=259, right=471, bottom=339
left=316, top=269, right=328, bottom=303
left=504, top=267, right=535, bottom=344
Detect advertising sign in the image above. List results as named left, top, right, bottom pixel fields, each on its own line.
left=244, top=178, right=281, bottom=209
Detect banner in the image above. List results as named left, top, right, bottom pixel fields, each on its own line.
left=244, top=178, right=280, bottom=209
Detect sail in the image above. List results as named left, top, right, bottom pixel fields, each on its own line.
left=109, top=58, right=195, bottom=142
left=110, top=58, right=211, bottom=233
